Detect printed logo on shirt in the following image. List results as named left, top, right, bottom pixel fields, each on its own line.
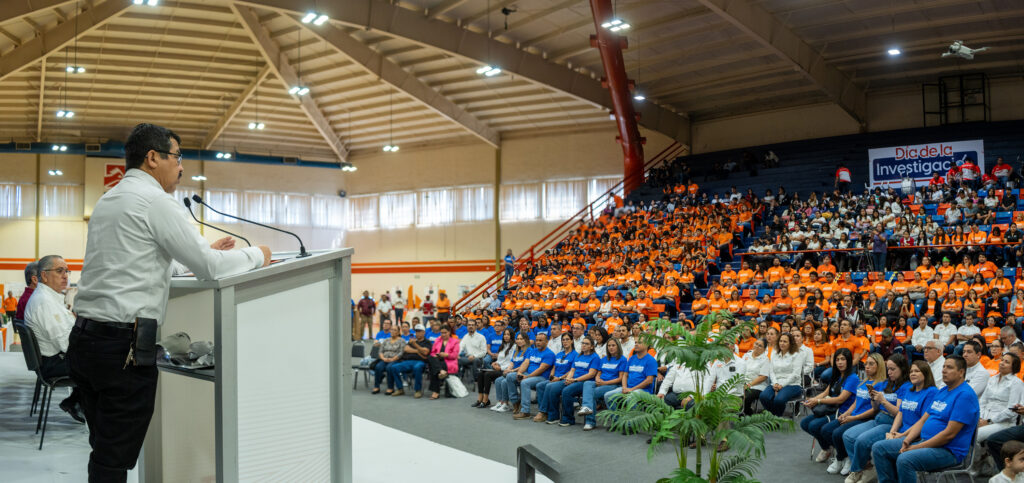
left=930, top=400, right=948, bottom=413
left=530, top=355, right=543, bottom=363
left=901, top=399, right=919, bottom=411
left=602, top=362, right=619, bottom=370
left=629, top=364, right=646, bottom=373
left=857, top=387, right=870, bottom=399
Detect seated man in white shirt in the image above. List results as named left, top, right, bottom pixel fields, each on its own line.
left=924, top=340, right=947, bottom=389
left=458, top=319, right=488, bottom=381
left=24, top=255, right=84, bottom=423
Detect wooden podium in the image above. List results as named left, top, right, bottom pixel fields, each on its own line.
left=140, top=248, right=353, bottom=483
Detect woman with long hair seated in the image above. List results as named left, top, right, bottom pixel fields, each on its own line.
left=473, top=327, right=517, bottom=409
left=802, top=348, right=857, bottom=463
left=842, top=353, right=912, bottom=482
left=532, top=332, right=578, bottom=422
left=491, top=331, right=530, bottom=413
left=741, top=337, right=770, bottom=415
left=822, top=353, right=888, bottom=476
left=758, top=332, right=803, bottom=416
left=577, top=337, right=627, bottom=431
left=868, top=361, right=939, bottom=482
left=555, top=336, right=601, bottom=426
left=426, top=326, right=460, bottom=400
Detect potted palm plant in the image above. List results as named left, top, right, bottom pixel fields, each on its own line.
left=599, top=310, right=793, bottom=483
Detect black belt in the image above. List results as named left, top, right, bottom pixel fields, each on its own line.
left=75, top=317, right=134, bottom=337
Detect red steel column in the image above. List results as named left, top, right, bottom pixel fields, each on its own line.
left=588, top=0, right=644, bottom=194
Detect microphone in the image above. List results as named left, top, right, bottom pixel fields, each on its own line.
left=191, top=194, right=310, bottom=258
left=183, top=198, right=251, bottom=247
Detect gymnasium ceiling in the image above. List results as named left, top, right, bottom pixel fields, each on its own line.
left=0, top=0, right=1021, bottom=163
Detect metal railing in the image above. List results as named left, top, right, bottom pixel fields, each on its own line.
left=452, top=141, right=687, bottom=313
left=517, top=445, right=563, bottom=483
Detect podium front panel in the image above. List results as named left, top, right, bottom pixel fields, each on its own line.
left=235, top=279, right=332, bottom=481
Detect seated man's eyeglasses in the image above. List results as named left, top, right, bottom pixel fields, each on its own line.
left=43, top=268, right=72, bottom=275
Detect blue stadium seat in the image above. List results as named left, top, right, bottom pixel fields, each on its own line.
left=923, top=204, right=938, bottom=215
left=932, top=215, right=945, bottom=224
left=996, top=211, right=1013, bottom=224
left=980, top=225, right=991, bottom=233
left=757, top=288, right=774, bottom=299
left=1013, top=189, right=1021, bottom=197
left=1004, top=267, right=1017, bottom=279
left=1017, top=199, right=1024, bottom=210
left=979, top=189, right=988, bottom=198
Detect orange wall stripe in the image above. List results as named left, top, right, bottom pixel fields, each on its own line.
left=353, top=265, right=495, bottom=274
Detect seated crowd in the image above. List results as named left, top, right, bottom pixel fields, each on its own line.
left=364, top=172, right=1024, bottom=482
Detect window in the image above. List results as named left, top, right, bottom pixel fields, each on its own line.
left=40, top=184, right=83, bottom=219
left=242, top=191, right=278, bottom=224
left=455, top=185, right=493, bottom=222
left=277, top=193, right=311, bottom=226
left=587, top=176, right=622, bottom=206
left=312, top=195, right=346, bottom=229
left=417, top=188, right=454, bottom=226
left=543, top=179, right=586, bottom=220
left=500, top=183, right=540, bottom=222
left=0, top=183, right=35, bottom=219
left=204, top=189, right=240, bottom=223
left=346, top=195, right=378, bottom=230
left=380, top=192, right=416, bottom=228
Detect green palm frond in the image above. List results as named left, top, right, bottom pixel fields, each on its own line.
left=598, top=391, right=673, bottom=436
left=715, top=453, right=763, bottom=483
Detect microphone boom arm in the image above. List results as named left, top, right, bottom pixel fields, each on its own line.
left=192, top=195, right=309, bottom=257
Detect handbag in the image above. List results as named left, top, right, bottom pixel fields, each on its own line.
left=446, top=375, right=469, bottom=398
left=812, top=403, right=838, bottom=418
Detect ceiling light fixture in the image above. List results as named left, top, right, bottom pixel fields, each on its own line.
left=301, top=12, right=329, bottom=25
left=887, top=48, right=901, bottom=56
left=288, top=28, right=310, bottom=96
left=475, top=0, right=503, bottom=78
left=132, top=0, right=157, bottom=4
left=602, top=18, right=630, bottom=32
left=215, top=152, right=232, bottom=159
left=341, top=163, right=357, bottom=171
left=633, top=93, right=645, bottom=101
left=51, top=144, right=68, bottom=151
left=248, top=83, right=266, bottom=130
left=382, top=89, right=399, bottom=153
left=191, top=175, right=207, bottom=181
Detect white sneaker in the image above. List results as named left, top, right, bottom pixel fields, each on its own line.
left=583, top=423, right=594, bottom=431
left=489, top=402, right=504, bottom=412
left=844, top=470, right=860, bottom=483
left=496, top=403, right=512, bottom=413
left=826, top=457, right=843, bottom=474
left=859, top=467, right=876, bottom=483
left=815, top=448, right=832, bottom=463
left=577, top=406, right=593, bottom=416
left=840, top=458, right=853, bottom=476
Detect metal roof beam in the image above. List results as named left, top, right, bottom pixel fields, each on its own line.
left=203, top=65, right=271, bottom=149
left=289, top=14, right=500, bottom=147
left=230, top=4, right=348, bottom=162
left=0, top=0, right=133, bottom=83
left=0, top=0, right=73, bottom=26
left=235, top=0, right=691, bottom=145
left=694, top=0, right=867, bottom=125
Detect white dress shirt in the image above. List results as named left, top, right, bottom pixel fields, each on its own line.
left=934, top=323, right=958, bottom=346
left=979, top=374, right=1024, bottom=423
left=459, top=331, right=488, bottom=358
left=768, top=351, right=804, bottom=387
left=75, top=170, right=264, bottom=324
left=713, top=355, right=747, bottom=397
left=911, top=325, right=934, bottom=348
left=966, top=362, right=990, bottom=397
left=24, top=283, right=75, bottom=357
left=742, top=351, right=770, bottom=391
left=658, top=363, right=706, bottom=396
left=929, top=356, right=946, bottom=389
left=798, top=344, right=814, bottom=377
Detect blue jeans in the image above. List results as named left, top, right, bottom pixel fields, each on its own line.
left=820, top=367, right=833, bottom=385
left=388, top=360, right=426, bottom=391
left=560, top=381, right=586, bottom=425
left=830, top=418, right=871, bottom=461
left=373, top=360, right=396, bottom=389
left=504, top=373, right=523, bottom=403
left=801, top=414, right=834, bottom=449
left=582, top=381, right=620, bottom=426
left=495, top=373, right=511, bottom=401
left=758, top=384, right=802, bottom=416
left=540, top=380, right=567, bottom=419
left=871, top=437, right=958, bottom=483
left=845, top=421, right=888, bottom=472
left=519, top=376, right=546, bottom=413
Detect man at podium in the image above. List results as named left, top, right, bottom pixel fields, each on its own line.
left=67, top=123, right=271, bottom=483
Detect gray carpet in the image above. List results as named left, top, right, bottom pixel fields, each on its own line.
left=351, top=373, right=827, bottom=483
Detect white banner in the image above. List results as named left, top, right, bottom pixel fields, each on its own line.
left=867, top=139, right=985, bottom=188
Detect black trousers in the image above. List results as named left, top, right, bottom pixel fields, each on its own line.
left=743, top=388, right=762, bottom=416
left=477, top=369, right=503, bottom=396
left=39, top=354, right=80, bottom=406
left=426, top=356, right=446, bottom=393
left=987, top=424, right=1024, bottom=470
left=67, top=325, right=158, bottom=483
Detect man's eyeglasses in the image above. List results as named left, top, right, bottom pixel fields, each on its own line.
left=153, top=149, right=183, bottom=164
left=43, top=268, right=72, bottom=275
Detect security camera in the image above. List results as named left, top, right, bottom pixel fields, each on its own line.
left=941, top=40, right=989, bottom=60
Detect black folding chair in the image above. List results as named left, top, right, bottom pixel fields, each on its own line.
left=12, top=320, right=43, bottom=417
left=351, top=343, right=380, bottom=389
left=14, top=322, right=77, bottom=450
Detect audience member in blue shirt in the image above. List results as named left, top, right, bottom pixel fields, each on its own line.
left=494, top=331, right=531, bottom=413
left=530, top=318, right=552, bottom=342
left=424, top=320, right=443, bottom=344
left=512, top=333, right=555, bottom=418
left=558, top=337, right=602, bottom=426
left=374, top=320, right=393, bottom=345
left=872, top=355, right=981, bottom=483
left=802, top=348, right=858, bottom=461
left=398, top=321, right=413, bottom=342
left=819, top=353, right=889, bottom=474
left=579, top=338, right=628, bottom=430
left=454, top=317, right=468, bottom=339
left=843, top=354, right=916, bottom=478
left=534, top=333, right=578, bottom=422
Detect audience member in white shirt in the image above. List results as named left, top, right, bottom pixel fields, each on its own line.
left=24, top=254, right=84, bottom=423
left=924, top=340, right=947, bottom=389
left=963, top=340, right=992, bottom=397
